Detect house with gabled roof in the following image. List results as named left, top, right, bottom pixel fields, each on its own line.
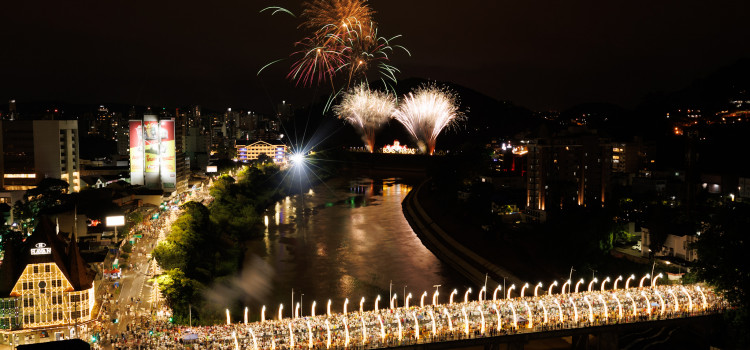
left=0, top=217, right=95, bottom=346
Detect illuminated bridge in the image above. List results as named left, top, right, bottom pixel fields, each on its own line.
left=190, top=280, right=728, bottom=350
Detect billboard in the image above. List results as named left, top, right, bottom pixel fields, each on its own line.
left=130, top=116, right=176, bottom=190
left=159, top=120, right=176, bottom=189
left=129, top=120, right=144, bottom=185
left=105, top=216, right=125, bottom=227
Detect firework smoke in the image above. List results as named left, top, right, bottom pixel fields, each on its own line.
left=334, top=84, right=396, bottom=152
left=392, top=85, right=464, bottom=155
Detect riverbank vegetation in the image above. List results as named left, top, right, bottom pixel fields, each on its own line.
left=153, top=163, right=291, bottom=325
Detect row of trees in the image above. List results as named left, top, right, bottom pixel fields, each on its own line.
left=152, top=163, right=289, bottom=324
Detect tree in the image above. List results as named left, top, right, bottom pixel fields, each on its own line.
left=256, top=153, right=272, bottom=165
left=12, top=178, right=70, bottom=234
left=0, top=224, right=23, bottom=256
left=693, top=202, right=750, bottom=346
left=154, top=269, right=205, bottom=324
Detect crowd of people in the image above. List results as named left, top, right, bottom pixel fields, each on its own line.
left=105, top=283, right=726, bottom=349
left=88, top=179, right=729, bottom=350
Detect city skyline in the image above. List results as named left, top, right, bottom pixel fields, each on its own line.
left=1, top=1, right=749, bottom=113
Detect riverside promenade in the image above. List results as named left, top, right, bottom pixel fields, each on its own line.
left=402, top=179, right=524, bottom=287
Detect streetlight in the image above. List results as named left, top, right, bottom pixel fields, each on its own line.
left=420, top=292, right=427, bottom=308
left=562, top=280, right=571, bottom=295
left=405, top=293, right=412, bottom=308
left=493, top=285, right=502, bottom=301
left=600, top=277, right=611, bottom=292
left=625, top=274, right=636, bottom=289
left=587, top=278, right=598, bottom=292
left=507, top=284, right=516, bottom=299
left=574, top=279, right=585, bottom=294
left=652, top=273, right=663, bottom=286
left=449, top=289, right=458, bottom=305
left=548, top=281, right=558, bottom=295
left=463, top=288, right=472, bottom=304
left=520, top=283, right=529, bottom=298
left=534, top=282, right=543, bottom=297
left=614, top=276, right=623, bottom=290
left=639, top=274, right=651, bottom=288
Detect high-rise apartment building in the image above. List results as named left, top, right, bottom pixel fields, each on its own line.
left=129, top=114, right=182, bottom=192
left=0, top=120, right=81, bottom=192
left=526, top=127, right=611, bottom=215
left=7, top=100, right=17, bottom=121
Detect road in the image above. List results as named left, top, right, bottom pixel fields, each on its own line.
left=97, top=184, right=213, bottom=348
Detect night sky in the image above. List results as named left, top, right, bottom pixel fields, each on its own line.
left=1, top=0, right=749, bottom=113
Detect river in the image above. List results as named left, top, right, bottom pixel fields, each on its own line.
left=241, top=176, right=468, bottom=316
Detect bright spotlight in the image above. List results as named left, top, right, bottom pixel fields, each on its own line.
left=290, top=153, right=305, bottom=165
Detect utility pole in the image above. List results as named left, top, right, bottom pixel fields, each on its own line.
left=291, top=288, right=294, bottom=319
left=403, top=285, right=407, bottom=306
left=389, top=281, right=392, bottom=301
left=651, top=261, right=656, bottom=284
left=568, top=267, right=575, bottom=293
left=484, top=273, right=488, bottom=296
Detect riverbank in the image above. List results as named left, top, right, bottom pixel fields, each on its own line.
left=403, top=180, right=524, bottom=287
left=403, top=179, right=565, bottom=289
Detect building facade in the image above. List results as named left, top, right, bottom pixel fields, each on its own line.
left=129, top=114, right=178, bottom=192
left=0, top=120, right=81, bottom=192
left=0, top=218, right=95, bottom=346
left=235, top=140, right=287, bottom=164
left=526, top=127, right=611, bottom=215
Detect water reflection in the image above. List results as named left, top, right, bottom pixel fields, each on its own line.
left=248, top=177, right=466, bottom=314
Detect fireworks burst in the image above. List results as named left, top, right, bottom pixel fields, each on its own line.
left=261, top=0, right=408, bottom=90
left=300, top=0, right=374, bottom=36
left=392, top=85, right=464, bottom=155
left=333, top=84, right=396, bottom=152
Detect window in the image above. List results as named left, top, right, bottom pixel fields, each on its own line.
left=45, top=265, right=50, bottom=273
left=33, top=266, right=38, bottom=274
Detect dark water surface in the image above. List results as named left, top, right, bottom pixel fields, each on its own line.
left=244, top=177, right=468, bottom=316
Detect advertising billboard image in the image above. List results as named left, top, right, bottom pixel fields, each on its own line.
left=129, top=120, right=144, bottom=185
left=159, top=120, right=176, bottom=189
left=143, top=120, right=160, bottom=173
